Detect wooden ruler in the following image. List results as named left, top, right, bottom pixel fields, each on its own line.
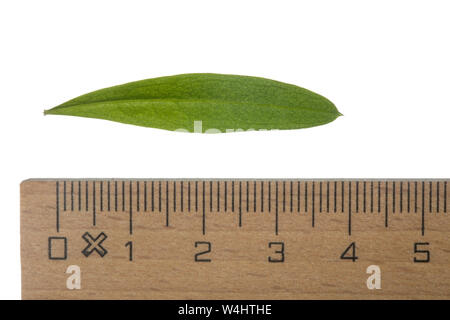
left=21, top=179, right=450, bottom=299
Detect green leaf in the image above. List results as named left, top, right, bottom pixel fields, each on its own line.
left=44, top=73, right=341, bottom=133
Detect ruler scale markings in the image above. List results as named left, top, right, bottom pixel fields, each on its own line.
left=327, top=181, right=330, bottom=213
left=195, top=181, right=199, bottom=212
left=415, top=181, right=418, bottom=213
left=224, top=181, right=227, bottom=212
left=334, top=181, right=337, bottom=213
left=56, top=181, right=60, bottom=232
left=407, top=181, right=410, bottom=213
left=173, top=181, right=177, bottom=213
left=283, top=181, right=286, bottom=212
left=63, top=181, right=66, bottom=211
left=275, top=181, right=279, bottom=235
left=370, top=181, right=373, bottom=213
left=166, top=181, right=169, bottom=226
left=78, top=181, right=81, bottom=211
left=74, top=181, right=450, bottom=218
left=437, top=181, right=440, bottom=213
left=129, top=181, right=133, bottom=235
left=290, top=181, right=293, bottom=213
left=400, top=181, right=403, bottom=213
left=210, top=181, right=213, bottom=212
left=429, top=181, right=432, bottom=213
left=239, top=181, right=242, bottom=227
left=86, top=181, right=89, bottom=212
left=246, top=181, right=249, bottom=213
left=231, top=181, right=235, bottom=212
left=136, top=181, right=140, bottom=212
left=422, top=181, right=425, bottom=236
left=341, top=181, right=344, bottom=213
left=348, top=181, right=352, bottom=235
left=100, top=181, right=103, bottom=212
left=93, top=181, right=96, bottom=226
left=269, top=182, right=271, bottom=212
left=254, top=181, right=257, bottom=212
left=107, top=181, right=111, bottom=212
left=385, top=181, right=388, bottom=228
left=392, top=181, right=396, bottom=213
left=363, top=181, right=366, bottom=213
left=71, top=181, right=74, bottom=211
left=202, top=181, right=206, bottom=235
left=297, top=181, right=300, bottom=213
left=122, top=181, right=125, bottom=212
left=355, top=181, right=358, bottom=213
left=231, top=181, right=234, bottom=212
left=312, top=181, right=315, bottom=227
left=181, top=181, right=184, bottom=213
left=305, top=182, right=308, bottom=213
left=319, top=181, right=323, bottom=213
left=261, top=181, right=264, bottom=213
left=378, top=181, right=381, bottom=213
left=188, top=181, right=191, bottom=212
left=144, top=181, right=147, bottom=212
left=151, top=181, right=155, bottom=212
left=114, top=181, right=118, bottom=212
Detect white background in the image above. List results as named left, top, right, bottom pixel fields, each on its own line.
left=1, top=0, right=449, bottom=299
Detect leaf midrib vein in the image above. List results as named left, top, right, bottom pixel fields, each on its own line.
left=53, top=98, right=337, bottom=115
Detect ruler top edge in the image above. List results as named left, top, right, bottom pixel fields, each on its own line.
left=21, top=178, right=450, bottom=184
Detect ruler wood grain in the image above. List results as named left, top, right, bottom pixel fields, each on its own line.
left=21, top=179, right=450, bottom=299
